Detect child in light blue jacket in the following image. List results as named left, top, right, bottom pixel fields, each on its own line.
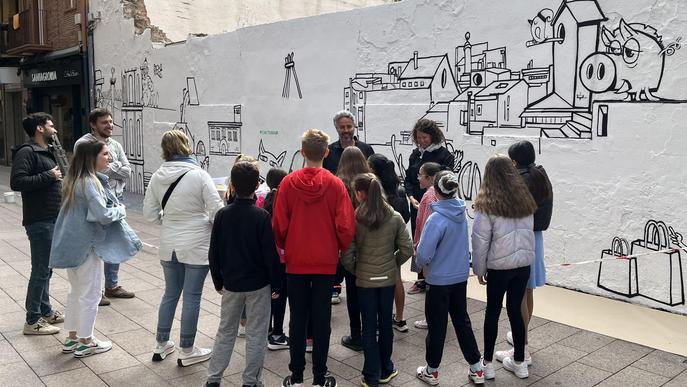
left=415, top=171, right=484, bottom=385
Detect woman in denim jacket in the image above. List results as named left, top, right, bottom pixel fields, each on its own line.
left=50, top=140, right=141, bottom=358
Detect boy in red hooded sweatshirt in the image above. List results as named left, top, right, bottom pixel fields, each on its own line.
left=273, top=129, right=355, bottom=387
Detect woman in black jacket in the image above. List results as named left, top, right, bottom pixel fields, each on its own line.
left=368, top=153, right=412, bottom=332
left=403, top=119, right=454, bottom=293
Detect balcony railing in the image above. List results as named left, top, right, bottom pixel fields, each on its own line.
left=6, top=4, right=51, bottom=56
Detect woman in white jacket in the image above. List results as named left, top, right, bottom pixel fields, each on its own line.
left=471, top=155, right=537, bottom=380
left=143, top=130, right=223, bottom=367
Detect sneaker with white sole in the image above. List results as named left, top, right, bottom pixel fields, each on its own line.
left=502, top=356, right=528, bottom=379
left=305, top=338, right=313, bottom=353
left=414, top=319, right=428, bottom=329
left=152, top=340, right=175, bottom=361
left=495, top=348, right=532, bottom=366
left=468, top=367, right=485, bottom=385
left=281, top=375, right=303, bottom=387
left=506, top=331, right=513, bottom=345
left=379, top=368, right=398, bottom=384
left=268, top=334, right=290, bottom=350
left=62, top=338, right=78, bottom=353
left=177, top=346, right=212, bottom=367
left=392, top=318, right=409, bottom=333
left=43, top=311, right=64, bottom=324
left=416, top=366, right=439, bottom=385
left=23, top=319, right=60, bottom=335
left=237, top=324, right=246, bottom=338
left=314, top=375, right=337, bottom=386
left=74, top=337, right=112, bottom=358
left=481, top=359, right=495, bottom=380
left=331, top=292, right=341, bottom=305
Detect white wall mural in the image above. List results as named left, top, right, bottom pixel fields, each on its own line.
left=92, top=0, right=687, bottom=314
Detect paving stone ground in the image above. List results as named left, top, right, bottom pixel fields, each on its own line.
left=0, top=168, right=685, bottom=386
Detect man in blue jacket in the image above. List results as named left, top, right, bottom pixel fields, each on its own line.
left=10, top=113, right=64, bottom=335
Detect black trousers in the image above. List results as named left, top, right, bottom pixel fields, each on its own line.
left=483, top=266, right=530, bottom=362
left=425, top=281, right=481, bottom=368
left=287, top=274, right=334, bottom=385
left=270, top=263, right=287, bottom=336
left=344, top=269, right=361, bottom=339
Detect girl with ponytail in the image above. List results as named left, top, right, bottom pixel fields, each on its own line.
left=341, top=173, right=413, bottom=387
left=505, top=140, right=553, bottom=360
left=415, top=171, right=484, bottom=385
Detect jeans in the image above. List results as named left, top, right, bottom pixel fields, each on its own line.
left=287, top=274, right=334, bottom=385
left=64, top=252, right=103, bottom=338
left=207, top=285, right=271, bottom=386
left=24, top=221, right=55, bottom=325
left=358, top=286, right=395, bottom=386
left=484, top=266, right=530, bottom=362
left=156, top=252, right=209, bottom=348
left=104, top=262, right=119, bottom=289
left=425, top=281, right=481, bottom=368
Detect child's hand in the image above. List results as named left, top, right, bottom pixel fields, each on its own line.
left=478, top=275, right=487, bottom=285
left=271, top=292, right=280, bottom=300
left=409, top=196, right=420, bottom=209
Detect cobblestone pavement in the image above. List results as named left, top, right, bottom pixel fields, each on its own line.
left=0, top=187, right=685, bottom=386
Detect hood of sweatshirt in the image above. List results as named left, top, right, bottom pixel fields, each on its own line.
left=154, top=161, right=200, bottom=184
left=285, top=168, right=335, bottom=204
left=429, top=198, right=466, bottom=224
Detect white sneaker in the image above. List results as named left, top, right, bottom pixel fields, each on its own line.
left=414, top=319, right=428, bottom=329
left=495, top=348, right=532, bottom=366
left=481, top=359, right=495, bottom=380
left=416, top=365, right=439, bottom=385
left=502, top=356, right=528, bottom=379
left=73, top=337, right=112, bottom=358
left=506, top=331, right=513, bottom=345
left=237, top=324, right=246, bottom=338
left=23, top=319, right=60, bottom=335
left=177, top=346, right=211, bottom=367
left=152, top=340, right=175, bottom=361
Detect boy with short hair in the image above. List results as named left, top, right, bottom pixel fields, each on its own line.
left=273, top=129, right=356, bottom=387
left=205, top=161, right=281, bottom=387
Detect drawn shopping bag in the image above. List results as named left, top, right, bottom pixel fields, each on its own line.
left=597, top=237, right=638, bottom=298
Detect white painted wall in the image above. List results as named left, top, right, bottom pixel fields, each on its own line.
left=92, top=0, right=687, bottom=314
left=144, top=0, right=398, bottom=42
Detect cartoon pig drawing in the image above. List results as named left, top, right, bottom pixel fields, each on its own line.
left=579, top=19, right=666, bottom=101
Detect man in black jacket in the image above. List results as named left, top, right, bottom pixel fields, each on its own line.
left=323, top=110, right=375, bottom=174
left=10, top=113, right=64, bottom=335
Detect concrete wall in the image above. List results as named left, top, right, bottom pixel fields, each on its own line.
left=92, top=0, right=687, bottom=314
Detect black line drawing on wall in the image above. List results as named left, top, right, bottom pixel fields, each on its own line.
left=282, top=52, right=303, bottom=99
left=288, top=150, right=305, bottom=173
left=121, top=65, right=146, bottom=194
left=342, top=0, right=685, bottom=155
left=597, top=220, right=685, bottom=307
left=140, top=58, right=160, bottom=108
left=257, top=139, right=287, bottom=169
left=173, top=76, right=209, bottom=170
left=208, top=105, right=243, bottom=157
left=153, top=63, right=163, bottom=79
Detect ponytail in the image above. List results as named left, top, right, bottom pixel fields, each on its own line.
left=353, top=173, right=393, bottom=230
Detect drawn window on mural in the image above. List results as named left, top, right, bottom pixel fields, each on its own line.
left=476, top=105, right=482, bottom=116
left=137, top=118, right=142, bottom=158
left=402, top=82, right=406, bottom=87
left=359, top=92, right=363, bottom=98
left=413, top=81, right=417, bottom=87
left=473, top=73, right=483, bottom=86
left=441, top=69, right=447, bottom=88
left=420, top=81, right=425, bottom=86
left=557, top=24, right=566, bottom=43
left=504, top=96, right=511, bottom=121
left=345, top=91, right=349, bottom=98
left=460, top=110, right=467, bottom=125
left=496, top=82, right=509, bottom=89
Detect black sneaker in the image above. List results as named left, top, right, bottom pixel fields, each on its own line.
left=392, top=319, right=408, bottom=332
left=205, top=383, right=220, bottom=387
left=341, top=335, right=362, bottom=352
left=282, top=375, right=304, bottom=387
left=318, top=375, right=337, bottom=387
left=268, top=334, right=290, bottom=350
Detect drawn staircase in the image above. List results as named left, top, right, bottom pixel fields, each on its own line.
left=541, top=112, right=592, bottom=139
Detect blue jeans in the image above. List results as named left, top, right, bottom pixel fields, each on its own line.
left=358, top=285, right=396, bottom=386
left=24, top=221, right=55, bottom=325
left=156, top=253, right=209, bottom=348
left=104, top=262, right=119, bottom=289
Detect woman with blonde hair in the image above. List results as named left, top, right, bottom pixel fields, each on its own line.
left=472, top=155, right=538, bottom=380
left=143, top=130, right=223, bottom=366
left=50, top=140, right=141, bottom=357
left=335, top=146, right=371, bottom=352
left=341, top=173, right=413, bottom=386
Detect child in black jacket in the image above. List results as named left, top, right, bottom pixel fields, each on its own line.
left=206, top=161, right=281, bottom=387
